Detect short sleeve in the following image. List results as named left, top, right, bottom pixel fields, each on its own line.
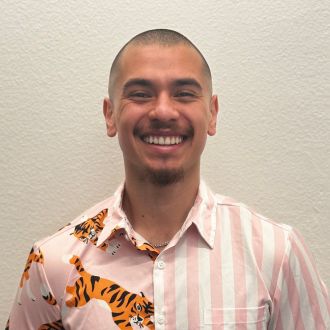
left=271, top=228, right=330, bottom=329
left=7, top=244, right=63, bottom=329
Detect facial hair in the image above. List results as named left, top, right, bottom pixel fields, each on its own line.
left=145, top=168, right=184, bottom=186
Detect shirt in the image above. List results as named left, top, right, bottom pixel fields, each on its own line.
left=8, top=181, right=330, bottom=329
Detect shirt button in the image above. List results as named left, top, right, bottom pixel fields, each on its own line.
left=157, top=260, right=165, bottom=269
left=157, top=315, right=165, bottom=324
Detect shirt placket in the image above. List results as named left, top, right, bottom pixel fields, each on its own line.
left=153, top=253, right=166, bottom=330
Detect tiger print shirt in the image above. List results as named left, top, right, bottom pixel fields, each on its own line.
left=7, top=181, right=330, bottom=329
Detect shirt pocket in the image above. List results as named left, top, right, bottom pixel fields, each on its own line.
left=203, top=305, right=270, bottom=330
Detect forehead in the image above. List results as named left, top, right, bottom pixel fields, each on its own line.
left=116, top=44, right=207, bottom=87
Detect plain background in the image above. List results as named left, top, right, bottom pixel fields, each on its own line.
left=1, top=0, right=329, bottom=324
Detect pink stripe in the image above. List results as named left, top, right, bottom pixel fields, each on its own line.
left=293, top=229, right=330, bottom=315
left=230, top=207, right=247, bottom=327
left=204, top=188, right=214, bottom=241
left=251, top=214, right=266, bottom=330
left=269, top=226, right=286, bottom=324
left=276, top=311, right=284, bottom=330
left=293, top=229, right=316, bottom=269
left=164, top=252, right=176, bottom=329
left=210, top=209, right=223, bottom=324
left=282, top=251, right=306, bottom=330
left=186, top=228, right=200, bottom=327
left=290, top=234, right=327, bottom=329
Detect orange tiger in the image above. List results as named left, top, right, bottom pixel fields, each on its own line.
left=42, top=290, right=57, bottom=306
left=17, top=247, right=44, bottom=304
left=129, top=236, right=160, bottom=260
left=20, top=247, right=44, bottom=288
left=66, top=255, right=154, bottom=329
left=38, top=319, right=64, bottom=330
left=70, top=209, right=108, bottom=250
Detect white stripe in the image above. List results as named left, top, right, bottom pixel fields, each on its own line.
left=198, top=230, right=212, bottom=328
left=175, top=239, right=188, bottom=329
left=153, top=255, right=165, bottom=330
left=261, top=219, right=275, bottom=291
left=220, top=206, right=235, bottom=323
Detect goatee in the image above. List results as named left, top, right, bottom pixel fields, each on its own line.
left=146, top=168, right=184, bottom=186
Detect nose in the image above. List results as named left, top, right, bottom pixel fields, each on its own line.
left=148, top=93, right=179, bottom=122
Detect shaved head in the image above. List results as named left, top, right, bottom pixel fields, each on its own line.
left=108, top=29, right=212, bottom=99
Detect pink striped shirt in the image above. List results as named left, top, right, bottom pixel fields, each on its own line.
left=8, top=181, right=329, bottom=329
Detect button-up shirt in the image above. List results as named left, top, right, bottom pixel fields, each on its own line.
left=8, top=181, right=330, bottom=329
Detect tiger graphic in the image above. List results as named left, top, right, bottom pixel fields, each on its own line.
left=66, top=255, right=154, bottom=329
left=70, top=209, right=109, bottom=250
left=128, top=236, right=161, bottom=261
left=38, top=319, right=64, bottom=330
left=17, top=247, right=44, bottom=304
left=41, top=287, right=57, bottom=306
left=20, top=247, right=44, bottom=288
left=70, top=209, right=161, bottom=259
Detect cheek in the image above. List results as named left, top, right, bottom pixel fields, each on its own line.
left=192, top=123, right=209, bottom=149
left=117, top=131, right=131, bottom=151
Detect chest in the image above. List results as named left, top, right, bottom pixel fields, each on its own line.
left=61, top=236, right=272, bottom=329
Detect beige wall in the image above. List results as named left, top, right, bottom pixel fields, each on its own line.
left=1, top=0, right=329, bottom=323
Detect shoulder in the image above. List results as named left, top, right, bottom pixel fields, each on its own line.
left=29, top=195, right=116, bottom=297
left=212, top=192, right=297, bottom=272
left=35, top=195, right=115, bottom=250
left=214, top=193, right=293, bottom=237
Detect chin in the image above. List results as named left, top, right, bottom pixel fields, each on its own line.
left=144, top=168, right=184, bottom=186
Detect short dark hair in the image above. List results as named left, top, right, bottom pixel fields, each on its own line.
left=108, top=29, right=212, bottom=98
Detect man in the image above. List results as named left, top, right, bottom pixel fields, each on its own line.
left=8, top=29, right=329, bottom=329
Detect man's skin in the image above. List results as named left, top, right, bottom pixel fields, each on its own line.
left=103, top=43, right=219, bottom=246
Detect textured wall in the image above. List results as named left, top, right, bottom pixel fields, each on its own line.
left=1, top=0, right=329, bottom=323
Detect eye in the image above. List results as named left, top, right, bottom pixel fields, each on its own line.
left=174, top=90, right=197, bottom=101
left=128, top=91, right=152, bottom=100
left=176, top=91, right=194, bottom=97
left=136, top=303, right=142, bottom=311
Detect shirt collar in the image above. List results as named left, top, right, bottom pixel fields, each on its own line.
left=181, top=179, right=218, bottom=249
left=96, top=183, right=127, bottom=247
left=97, top=180, right=218, bottom=249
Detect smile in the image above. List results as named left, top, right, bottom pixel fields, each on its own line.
left=142, top=136, right=184, bottom=145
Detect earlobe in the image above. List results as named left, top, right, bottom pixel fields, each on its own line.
left=103, top=97, right=117, bottom=137
left=207, top=95, right=219, bottom=136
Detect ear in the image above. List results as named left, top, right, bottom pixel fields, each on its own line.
left=103, top=97, right=117, bottom=137
left=207, top=95, right=219, bottom=136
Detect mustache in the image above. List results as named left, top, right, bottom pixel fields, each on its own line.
left=134, top=121, right=194, bottom=136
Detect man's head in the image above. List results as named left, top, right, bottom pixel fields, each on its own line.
left=103, top=29, right=218, bottom=186
left=108, top=29, right=213, bottom=100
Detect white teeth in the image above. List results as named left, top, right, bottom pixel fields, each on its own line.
left=143, top=136, right=183, bottom=145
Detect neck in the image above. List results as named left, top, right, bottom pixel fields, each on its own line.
left=122, top=172, right=200, bottom=246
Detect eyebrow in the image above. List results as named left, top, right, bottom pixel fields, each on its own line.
left=123, top=78, right=153, bottom=92
left=172, top=78, right=202, bottom=91
left=122, top=77, right=203, bottom=92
